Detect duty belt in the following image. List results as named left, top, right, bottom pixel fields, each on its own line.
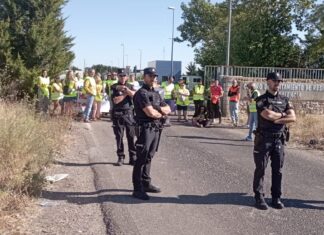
left=259, top=132, right=283, bottom=138
left=136, top=121, right=161, bottom=129
left=113, top=109, right=131, bottom=116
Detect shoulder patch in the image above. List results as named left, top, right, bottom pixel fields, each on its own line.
left=256, top=100, right=264, bottom=108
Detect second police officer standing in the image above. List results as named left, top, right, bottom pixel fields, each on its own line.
left=253, top=72, right=296, bottom=210
left=111, top=69, right=136, bottom=166
left=132, top=67, right=171, bottom=200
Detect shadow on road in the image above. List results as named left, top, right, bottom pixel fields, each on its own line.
left=167, top=135, right=244, bottom=142
left=40, top=190, right=324, bottom=210
left=54, top=161, right=116, bottom=167
left=199, top=141, right=252, bottom=147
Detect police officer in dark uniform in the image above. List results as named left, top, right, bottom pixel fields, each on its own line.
left=253, top=72, right=296, bottom=210
left=111, top=68, right=136, bottom=166
left=132, top=67, right=171, bottom=200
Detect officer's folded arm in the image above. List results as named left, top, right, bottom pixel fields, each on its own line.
left=113, top=94, right=127, bottom=104
left=143, top=106, right=163, bottom=119
left=273, top=109, right=296, bottom=124
left=160, top=105, right=171, bottom=115
left=260, top=108, right=282, bottom=121
left=261, top=108, right=297, bottom=124
left=124, top=87, right=135, bottom=97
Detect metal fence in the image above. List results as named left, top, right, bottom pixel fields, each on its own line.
left=204, top=65, right=324, bottom=83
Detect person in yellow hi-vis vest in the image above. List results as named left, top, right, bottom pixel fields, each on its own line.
left=106, top=72, right=118, bottom=116
left=245, top=82, right=260, bottom=141
left=50, top=76, right=63, bottom=116
left=106, top=72, right=118, bottom=96
left=62, top=70, right=77, bottom=117
left=92, top=73, right=103, bottom=120
left=83, top=68, right=97, bottom=122
left=192, top=79, right=205, bottom=117
left=175, top=79, right=190, bottom=121
left=161, top=76, right=175, bottom=126
left=35, top=69, right=50, bottom=113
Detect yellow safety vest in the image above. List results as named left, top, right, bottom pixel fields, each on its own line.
left=95, top=81, right=103, bottom=102
left=106, top=79, right=118, bottom=96
left=162, top=83, right=174, bottom=100
left=161, top=81, right=167, bottom=88
left=51, top=82, right=63, bottom=101
left=193, top=85, right=205, bottom=101
left=37, top=76, right=50, bottom=98
left=176, top=87, right=190, bottom=106
left=82, top=76, right=97, bottom=96
left=249, top=89, right=260, bottom=112
left=64, top=80, right=77, bottom=98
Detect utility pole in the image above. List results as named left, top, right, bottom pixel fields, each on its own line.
left=226, top=0, right=232, bottom=75
left=168, top=6, right=175, bottom=77
left=121, top=43, right=125, bottom=68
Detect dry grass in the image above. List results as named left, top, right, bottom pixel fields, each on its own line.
left=240, top=109, right=324, bottom=150
left=0, top=102, right=70, bottom=217
left=290, top=113, right=324, bottom=150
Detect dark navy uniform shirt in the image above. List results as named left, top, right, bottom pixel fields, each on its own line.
left=256, top=90, right=293, bottom=133
left=111, top=82, right=133, bottom=111
left=133, top=84, right=167, bottom=122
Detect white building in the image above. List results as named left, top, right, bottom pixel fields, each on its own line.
left=148, top=60, right=182, bottom=83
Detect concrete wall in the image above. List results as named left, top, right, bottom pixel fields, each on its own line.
left=220, top=76, right=324, bottom=116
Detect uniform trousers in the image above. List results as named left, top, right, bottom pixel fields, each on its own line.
left=112, top=113, right=136, bottom=160
left=253, top=134, right=285, bottom=199
left=132, top=124, right=160, bottom=191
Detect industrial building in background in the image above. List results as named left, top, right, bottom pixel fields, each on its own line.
left=148, top=60, right=182, bottom=82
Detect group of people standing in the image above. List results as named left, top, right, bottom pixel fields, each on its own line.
left=35, top=68, right=297, bottom=209
left=34, top=68, right=104, bottom=121
left=109, top=69, right=297, bottom=209
left=159, top=76, right=259, bottom=142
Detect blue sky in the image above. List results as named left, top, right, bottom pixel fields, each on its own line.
left=62, top=0, right=205, bottom=73
left=62, top=0, right=316, bottom=73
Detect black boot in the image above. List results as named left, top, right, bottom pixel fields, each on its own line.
left=143, top=183, right=161, bottom=193
left=255, top=196, right=268, bottom=210
left=116, top=157, right=124, bottom=166
left=132, top=190, right=150, bottom=200
left=271, top=198, right=284, bottom=209
left=129, top=157, right=136, bottom=166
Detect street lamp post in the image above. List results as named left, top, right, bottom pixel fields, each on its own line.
left=121, top=43, right=125, bottom=68
left=168, top=6, right=175, bottom=78
left=226, top=0, right=232, bottom=75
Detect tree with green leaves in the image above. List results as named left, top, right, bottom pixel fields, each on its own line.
left=186, top=62, right=198, bottom=75
left=0, top=0, right=74, bottom=97
left=303, top=2, right=324, bottom=68
left=177, top=0, right=318, bottom=68
left=90, top=64, right=119, bottom=75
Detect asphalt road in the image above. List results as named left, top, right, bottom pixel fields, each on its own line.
left=75, top=118, right=324, bottom=235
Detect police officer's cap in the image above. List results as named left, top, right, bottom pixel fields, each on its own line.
left=143, top=67, right=158, bottom=77
left=266, top=72, right=283, bottom=81
left=117, top=68, right=127, bottom=76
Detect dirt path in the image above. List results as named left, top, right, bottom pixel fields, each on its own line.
left=20, top=125, right=107, bottom=235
